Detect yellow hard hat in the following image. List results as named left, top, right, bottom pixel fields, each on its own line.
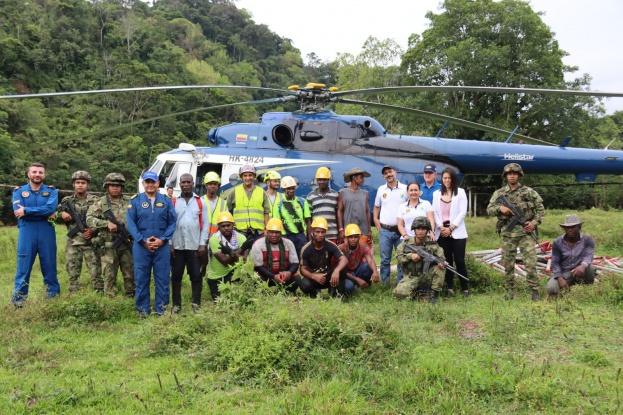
left=311, top=216, right=329, bottom=230
left=217, top=211, right=234, bottom=224
left=264, top=170, right=281, bottom=182
left=203, top=171, right=221, bottom=184
left=266, top=218, right=284, bottom=232
left=344, top=224, right=361, bottom=236
left=315, top=167, right=331, bottom=179
left=280, top=175, right=297, bottom=189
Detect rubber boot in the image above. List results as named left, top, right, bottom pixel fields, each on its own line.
left=429, top=290, right=439, bottom=304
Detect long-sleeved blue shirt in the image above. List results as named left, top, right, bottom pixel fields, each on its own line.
left=170, top=194, right=208, bottom=250
left=13, top=183, right=58, bottom=225
left=126, top=192, right=177, bottom=244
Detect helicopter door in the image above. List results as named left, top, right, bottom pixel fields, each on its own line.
left=292, top=120, right=338, bottom=151
left=158, top=161, right=192, bottom=192
left=195, top=163, right=224, bottom=196
left=336, top=121, right=364, bottom=152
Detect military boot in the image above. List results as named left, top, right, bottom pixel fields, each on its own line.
left=531, top=289, right=540, bottom=302
left=429, top=290, right=439, bottom=304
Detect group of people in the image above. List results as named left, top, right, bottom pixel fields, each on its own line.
left=11, top=161, right=596, bottom=315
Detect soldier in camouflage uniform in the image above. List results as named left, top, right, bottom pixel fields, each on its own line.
left=394, top=217, right=445, bottom=304
left=57, top=171, right=103, bottom=292
left=487, top=163, right=545, bottom=301
left=86, top=173, right=135, bottom=297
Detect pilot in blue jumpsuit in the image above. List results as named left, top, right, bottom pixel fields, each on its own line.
left=12, top=163, right=60, bottom=305
left=126, top=171, right=177, bottom=316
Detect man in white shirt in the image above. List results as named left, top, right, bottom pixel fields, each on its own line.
left=170, top=173, right=208, bottom=313
left=373, top=165, right=408, bottom=284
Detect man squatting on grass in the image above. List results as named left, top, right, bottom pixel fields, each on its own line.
left=546, top=214, right=596, bottom=295
left=251, top=218, right=301, bottom=293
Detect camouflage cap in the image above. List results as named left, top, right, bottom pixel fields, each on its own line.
left=502, top=163, right=524, bottom=178
left=103, top=172, right=126, bottom=188
left=71, top=170, right=91, bottom=183
left=411, top=216, right=431, bottom=231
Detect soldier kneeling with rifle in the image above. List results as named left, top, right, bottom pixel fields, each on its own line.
left=395, top=217, right=457, bottom=304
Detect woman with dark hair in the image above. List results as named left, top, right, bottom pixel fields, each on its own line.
left=397, top=182, right=435, bottom=240
left=432, top=167, right=469, bottom=297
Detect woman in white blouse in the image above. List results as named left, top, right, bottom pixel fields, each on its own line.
left=397, top=182, right=435, bottom=241
left=432, top=167, right=469, bottom=297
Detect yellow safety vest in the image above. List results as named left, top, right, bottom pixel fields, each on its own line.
left=232, top=185, right=265, bottom=231
left=203, top=195, right=227, bottom=235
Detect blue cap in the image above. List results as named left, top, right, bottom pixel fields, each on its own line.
left=423, top=164, right=437, bottom=173
left=142, top=171, right=159, bottom=181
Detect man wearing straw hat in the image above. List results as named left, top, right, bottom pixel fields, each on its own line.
left=337, top=167, right=372, bottom=247
left=546, top=214, right=595, bottom=295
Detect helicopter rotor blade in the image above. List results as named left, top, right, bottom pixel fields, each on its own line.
left=331, top=85, right=623, bottom=99
left=29, top=97, right=285, bottom=150
left=336, top=98, right=555, bottom=146
left=0, top=85, right=294, bottom=100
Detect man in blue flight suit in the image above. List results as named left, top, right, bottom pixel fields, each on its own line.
left=126, top=171, right=177, bottom=316
left=12, top=162, right=60, bottom=306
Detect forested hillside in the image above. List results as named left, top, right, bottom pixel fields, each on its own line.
left=1, top=0, right=623, bottom=223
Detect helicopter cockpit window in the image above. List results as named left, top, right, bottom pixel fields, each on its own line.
left=148, top=159, right=164, bottom=174
left=159, top=161, right=191, bottom=189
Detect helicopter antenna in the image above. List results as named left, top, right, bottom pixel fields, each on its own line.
left=559, top=136, right=572, bottom=148
left=435, top=120, right=451, bottom=138
left=605, top=136, right=619, bottom=150
left=504, top=126, right=520, bottom=143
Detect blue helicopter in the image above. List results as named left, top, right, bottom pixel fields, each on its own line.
left=3, top=83, right=623, bottom=203
left=133, top=83, right=623, bottom=203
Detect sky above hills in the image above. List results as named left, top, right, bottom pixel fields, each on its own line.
left=236, top=0, right=623, bottom=114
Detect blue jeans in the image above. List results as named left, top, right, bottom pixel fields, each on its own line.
left=344, top=262, right=373, bottom=292
left=379, top=228, right=403, bottom=284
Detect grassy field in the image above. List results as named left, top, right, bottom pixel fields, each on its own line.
left=0, top=210, right=622, bottom=414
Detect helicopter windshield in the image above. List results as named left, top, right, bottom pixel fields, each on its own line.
left=159, top=161, right=191, bottom=189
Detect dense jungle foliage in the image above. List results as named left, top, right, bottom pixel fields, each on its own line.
left=1, top=0, right=623, bottom=223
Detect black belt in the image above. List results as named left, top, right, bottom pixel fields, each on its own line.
left=380, top=223, right=399, bottom=232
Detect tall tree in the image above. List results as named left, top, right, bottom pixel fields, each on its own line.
left=400, top=0, right=596, bottom=142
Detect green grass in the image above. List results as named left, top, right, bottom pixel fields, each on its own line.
left=0, top=210, right=622, bottom=413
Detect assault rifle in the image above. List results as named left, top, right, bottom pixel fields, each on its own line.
left=103, top=208, right=133, bottom=249
left=64, top=199, right=91, bottom=246
left=404, top=243, right=469, bottom=281
left=497, top=194, right=539, bottom=243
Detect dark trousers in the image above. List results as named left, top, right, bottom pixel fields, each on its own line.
left=260, top=273, right=301, bottom=293
left=171, top=249, right=202, bottom=307
left=437, top=236, right=468, bottom=291
left=207, top=269, right=234, bottom=302
left=239, top=229, right=263, bottom=246
left=283, top=233, right=308, bottom=257
left=299, top=267, right=346, bottom=297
